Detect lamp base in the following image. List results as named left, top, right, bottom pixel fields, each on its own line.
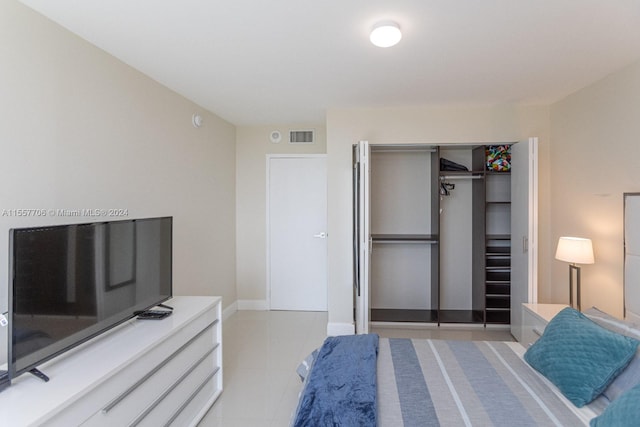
left=569, top=264, right=582, bottom=311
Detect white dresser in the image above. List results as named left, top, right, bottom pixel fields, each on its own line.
left=0, top=296, right=222, bottom=427
left=521, top=303, right=568, bottom=347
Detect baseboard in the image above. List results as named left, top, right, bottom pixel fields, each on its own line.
left=237, top=299, right=269, bottom=311
left=326, top=322, right=355, bottom=336
left=222, top=301, right=238, bottom=322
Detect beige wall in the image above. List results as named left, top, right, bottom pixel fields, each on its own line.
left=235, top=126, right=326, bottom=305
left=549, top=59, right=640, bottom=318
left=7, top=0, right=639, bottom=350
left=326, top=105, right=552, bottom=331
left=0, top=0, right=236, bottom=362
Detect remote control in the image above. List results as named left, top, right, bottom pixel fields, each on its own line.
left=136, top=310, right=172, bottom=320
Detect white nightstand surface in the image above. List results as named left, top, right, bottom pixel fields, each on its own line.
left=523, top=303, right=569, bottom=323
left=521, top=303, right=569, bottom=346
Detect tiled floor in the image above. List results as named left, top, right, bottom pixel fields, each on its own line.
left=198, top=311, right=514, bottom=426
left=198, top=310, right=328, bottom=426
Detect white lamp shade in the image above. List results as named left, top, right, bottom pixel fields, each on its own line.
left=555, top=236, right=595, bottom=264
left=370, top=21, right=402, bottom=48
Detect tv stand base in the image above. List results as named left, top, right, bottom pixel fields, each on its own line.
left=0, top=370, right=9, bottom=392
left=28, top=368, right=49, bottom=382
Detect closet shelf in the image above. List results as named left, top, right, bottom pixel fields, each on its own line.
left=486, top=246, right=510, bottom=255
left=486, top=256, right=510, bottom=262
left=439, top=172, right=484, bottom=180
left=371, top=234, right=438, bottom=243
left=486, top=234, right=511, bottom=240
left=438, top=170, right=485, bottom=176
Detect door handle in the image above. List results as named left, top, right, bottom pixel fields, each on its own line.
left=313, top=232, right=327, bottom=239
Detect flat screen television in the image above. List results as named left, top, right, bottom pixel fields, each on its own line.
left=8, top=216, right=172, bottom=381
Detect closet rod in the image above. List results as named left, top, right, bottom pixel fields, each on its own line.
left=439, top=175, right=483, bottom=180
left=372, top=240, right=438, bottom=245
left=371, top=144, right=436, bottom=152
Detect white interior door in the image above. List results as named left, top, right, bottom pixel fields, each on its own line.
left=510, top=137, right=538, bottom=341
left=268, top=156, right=327, bottom=311
left=355, top=141, right=371, bottom=334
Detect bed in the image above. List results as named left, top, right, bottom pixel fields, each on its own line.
left=291, top=194, right=640, bottom=427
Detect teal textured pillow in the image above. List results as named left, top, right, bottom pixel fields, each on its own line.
left=524, top=307, right=639, bottom=407
left=583, top=307, right=640, bottom=402
left=590, top=382, right=640, bottom=426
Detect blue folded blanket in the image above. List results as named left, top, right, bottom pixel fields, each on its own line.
left=292, top=334, right=379, bottom=427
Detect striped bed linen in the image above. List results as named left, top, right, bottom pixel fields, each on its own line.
left=377, top=338, right=605, bottom=427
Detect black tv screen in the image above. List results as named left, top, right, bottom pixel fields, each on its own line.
left=8, top=216, right=172, bottom=380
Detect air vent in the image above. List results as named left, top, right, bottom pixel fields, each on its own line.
left=289, top=130, right=314, bottom=144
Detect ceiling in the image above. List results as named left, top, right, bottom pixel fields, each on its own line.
left=19, top=0, right=640, bottom=126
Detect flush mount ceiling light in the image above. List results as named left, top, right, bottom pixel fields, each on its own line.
left=370, top=21, right=402, bottom=48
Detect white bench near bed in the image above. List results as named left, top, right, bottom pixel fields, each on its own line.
left=290, top=194, right=640, bottom=427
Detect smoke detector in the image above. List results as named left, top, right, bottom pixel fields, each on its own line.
left=269, top=130, right=282, bottom=143
left=192, top=114, right=203, bottom=128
